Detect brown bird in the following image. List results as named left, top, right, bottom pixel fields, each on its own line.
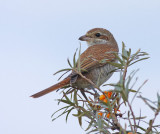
left=31, top=28, right=119, bottom=98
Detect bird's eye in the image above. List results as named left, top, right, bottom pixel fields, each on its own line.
left=95, top=33, right=101, bottom=37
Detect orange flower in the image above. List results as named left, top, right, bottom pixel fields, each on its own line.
left=103, top=99, right=108, bottom=103
left=114, top=108, right=120, bottom=113
left=107, top=91, right=112, bottom=98
left=106, top=113, right=110, bottom=118
left=98, top=112, right=103, bottom=118
left=106, top=108, right=109, bottom=110
left=127, top=132, right=137, bottom=134
left=104, top=91, right=112, bottom=98
left=99, top=95, right=105, bottom=100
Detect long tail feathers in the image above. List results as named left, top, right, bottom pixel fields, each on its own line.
left=30, top=77, right=70, bottom=98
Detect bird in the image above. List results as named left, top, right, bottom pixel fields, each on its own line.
left=31, top=28, right=119, bottom=98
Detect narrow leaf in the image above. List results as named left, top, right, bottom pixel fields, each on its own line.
left=74, top=90, right=78, bottom=106
left=78, top=110, right=82, bottom=126
left=67, top=58, right=72, bottom=68
left=129, top=57, right=150, bottom=66
left=66, top=107, right=74, bottom=122
left=51, top=106, right=70, bottom=117
left=54, top=68, right=72, bottom=75
left=85, top=120, right=94, bottom=131
left=108, top=62, right=123, bottom=68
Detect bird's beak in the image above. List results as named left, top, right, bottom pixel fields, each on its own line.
left=79, top=35, right=90, bottom=41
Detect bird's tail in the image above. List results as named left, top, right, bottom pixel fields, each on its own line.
left=30, top=77, right=70, bottom=98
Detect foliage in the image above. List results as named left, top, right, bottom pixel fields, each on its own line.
left=51, top=43, right=160, bottom=134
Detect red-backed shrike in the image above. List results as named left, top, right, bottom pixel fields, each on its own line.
left=31, top=28, right=119, bottom=98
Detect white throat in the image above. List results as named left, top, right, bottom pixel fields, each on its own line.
left=87, top=39, right=108, bottom=47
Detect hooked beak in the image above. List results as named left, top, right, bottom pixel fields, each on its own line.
left=79, top=35, right=90, bottom=41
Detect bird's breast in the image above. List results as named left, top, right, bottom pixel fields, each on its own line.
left=73, top=62, right=116, bottom=89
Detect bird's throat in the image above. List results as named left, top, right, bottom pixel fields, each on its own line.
left=87, top=39, right=108, bottom=47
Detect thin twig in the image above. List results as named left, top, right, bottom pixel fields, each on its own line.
left=127, top=111, right=134, bottom=132
left=85, top=90, right=95, bottom=95
left=145, top=106, right=160, bottom=134
left=127, top=101, right=137, bottom=132
left=122, top=54, right=137, bottom=132
left=137, top=109, right=141, bottom=132
left=131, top=79, right=148, bottom=104
left=111, top=113, right=126, bottom=133
left=138, top=95, right=157, bottom=112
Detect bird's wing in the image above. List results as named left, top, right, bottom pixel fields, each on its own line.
left=79, top=44, right=118, bottom=72
left=70, top=44, right=118, bottom=83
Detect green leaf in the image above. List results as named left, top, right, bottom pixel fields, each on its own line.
left=67, top=58, right=72, bottom=68
left=128, top=48, right=131, bottom=56
left=87, top=128, right=98, bottom=134
left=108, top=62, right=123, bottom=69
left=81, top=68, right=88, bottom=73
left=52, top=106, right=71, bottom=121
left=131, top=80, right=148, bottom=104
left=73, top=49, right=78, bottom=68
left=122, top=41, right=125, bottom=54
left=78, top=110, right=82, bottom=126
left=102, top=129, right=111, bottom=134
left=157, top=93, right=160, bottom=108
left=134, top=125, right=146, bottom=132
left=119, top=71, right=124, bottom=85
left=121, top=91, right=128, bottom=102
left=66, top=107, right=74, bottom=122
left=127, top=69, right=139, bottom=81
left=125, top=76, right=131, bottom=99
left=129, top=57, right=150, bottom=66
left=122, top=48, right=129, bottom=59
left=113, top=53, right=124, bottom=65
left=74, top=90, right=78, bottom=106
left=85, top=120, right=94, bottom=131
left=51, top=106, right=70, bottom=118
left=122, top=55, right=128, bottom=60
left=59, top=99, right=74, bottom=106
left=72, top=112, right=81, bottom=117
left=77, top=44, right=81, bottom=73
left=138, top=96, right=157, bottom=111
left=58, top=70, right=70, bottom=80
left=54, top=68, right=72, bottom=75
left=129, top=89, right=137, bottom=92
left=63, top=92, right=72, bottom=103
left=129, top=49, right=141, bottom=62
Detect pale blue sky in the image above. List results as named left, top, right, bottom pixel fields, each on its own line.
left=0, top=0, right=160, bottom=134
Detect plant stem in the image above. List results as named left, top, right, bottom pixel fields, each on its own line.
left=145, top=106, right=160, bottom=134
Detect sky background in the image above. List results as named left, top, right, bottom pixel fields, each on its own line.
left=0, top=0, right=160, bottom=134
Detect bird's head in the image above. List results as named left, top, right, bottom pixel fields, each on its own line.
left=79, top=28, right=117, bottom=47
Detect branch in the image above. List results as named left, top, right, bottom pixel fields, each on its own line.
left=145, top=106, right=160, bottom=134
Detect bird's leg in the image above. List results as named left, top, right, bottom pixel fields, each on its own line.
left=89, top=86, right=100, bottom=98
left=80, top=88, right=88, bottom=101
